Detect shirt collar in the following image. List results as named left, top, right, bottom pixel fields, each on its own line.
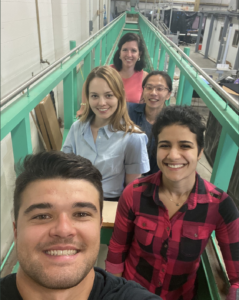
left=142, top=171, right=213, bottom=211
left=134, top=103, right=146, bottom=113
left=81, top=117, right=114, bottom=139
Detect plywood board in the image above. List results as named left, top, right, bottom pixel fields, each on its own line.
left=34, top=105, right=52, bottom=150
left=39, top=94, right=62, bottom=150
left=102, top=201, right=118, bottom=228
left=222, top=85, right=239, bottom=96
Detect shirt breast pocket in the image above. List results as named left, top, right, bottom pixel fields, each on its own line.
left=178, top=225, right=212, bottom=262
left=134, top=216, right=157, bottom=247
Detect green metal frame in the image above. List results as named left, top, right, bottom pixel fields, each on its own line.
left=0, top=12, right=126, bottom=272
left=137, top=12, right=238, bottom=300
left=1, top=9, right=238, bottom=298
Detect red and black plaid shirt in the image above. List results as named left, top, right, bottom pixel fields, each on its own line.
left=106, top=172, right=239, bottom=300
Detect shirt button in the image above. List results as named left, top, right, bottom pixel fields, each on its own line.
left=162, top=268, right=165, bottom=273
left=158, top=281, right=161, bottom=286
left=166, top=227, right=170, bottom=231
left=142, top=222, right=146, bottom=227
left=98, top=136, right=101, bottom=139
left=194, top=233, right=198, bottom=238
left=164, top=244, right=168, bottom=248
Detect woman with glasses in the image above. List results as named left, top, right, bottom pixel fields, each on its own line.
left=128, top=71, right=172, bottom=174
left=106, top=105, right=239, bottom=300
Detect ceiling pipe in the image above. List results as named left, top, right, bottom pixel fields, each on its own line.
left=35, top=0, right=50, bottom=65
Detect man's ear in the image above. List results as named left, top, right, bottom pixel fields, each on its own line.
left=198, top=148, right=204, bottom=160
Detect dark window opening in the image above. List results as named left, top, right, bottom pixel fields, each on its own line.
left=232, top=30, right=239, bottom=47
left=219, top=27, right=224, bottom=41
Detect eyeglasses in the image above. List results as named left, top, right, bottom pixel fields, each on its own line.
left=144, top=85, right=170, bottom=93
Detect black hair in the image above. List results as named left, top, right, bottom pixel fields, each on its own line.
left=142, top=71, right=172, bottom=92
left=113, top=33, right=146, bottom=71
left=152, top=106, right=206, bottom=155
left=14, top=151, right=103, bottom=223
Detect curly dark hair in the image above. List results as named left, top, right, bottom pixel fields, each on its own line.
left=113, top=33, right=146, bottom=71
left=152, top=106, right=206, bottom=155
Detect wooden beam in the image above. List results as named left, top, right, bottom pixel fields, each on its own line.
left=194, top=0, right=200, bottom=11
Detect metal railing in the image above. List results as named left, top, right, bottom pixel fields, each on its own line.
left=0, top=13, right=126, bottom=108
left=140, top=13, right=239, bottom=112
left=1, top=10, right=238, bottom=299
left=137, top=11, right=238, bottom=300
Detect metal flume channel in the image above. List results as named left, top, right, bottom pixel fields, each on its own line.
left=1, top=9, right=238, bottom=300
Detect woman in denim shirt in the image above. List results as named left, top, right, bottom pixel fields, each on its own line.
left=128, top=71, right=172, bottom=175
left=63, top=66, right=150, bottom=201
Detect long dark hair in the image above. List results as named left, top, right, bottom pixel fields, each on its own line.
left=113, top=33, right=146, bottom=71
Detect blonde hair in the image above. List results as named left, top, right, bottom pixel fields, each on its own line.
left=80, top=66, right=142, bottom=134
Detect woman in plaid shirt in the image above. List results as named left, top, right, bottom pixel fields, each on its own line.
left=106, top=106, right=239, bottom=300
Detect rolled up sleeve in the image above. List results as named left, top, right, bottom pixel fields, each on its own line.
left=62, top=123, right=77, bottom=154
left=124, top=133, right=150, bottom=174
left=216, top=195, right=239, bottom=300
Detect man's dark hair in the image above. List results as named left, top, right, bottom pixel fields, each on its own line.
left=152, top=106, right=206, bottom=155
left=14, top=151, right=103, bottom=223
left=113, top=33, right=146, bottom=71
left=142, top=70, right=172, bottom=92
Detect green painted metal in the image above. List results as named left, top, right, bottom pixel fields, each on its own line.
left=196, top=262, right=212, bottom=300
left=0, top=242, right=14, bottom=272
left=1, top=13, right=126, bottom=142
left=125, top=23, right=138, bottom=29
left=210, top=127, right=239, bottom=192
left=176, top=47, right=190, bottom=105
left=84, top=51, right=92, bottom=80
left=137, top=12, right=239, bottom=299
left=158, top=46, right=166, bottom=71
left=70, top=41, right=78, bottom=113
left=106, top=27, right=125, bottom=66
left=153, top=40, right=160, bottom=70
left=150, top=34, right=156, bottom=59
left=181, top=78, right=194, bottom=106
left=138, top=14, right=238, bottom=145
left=100, top=228, right=114, bottom=245
left=63, top=71, right=74, bottom=130
left=167, top=57, right=176, bottom=81
left=201, top=250, right=221, bottom=300
left=12, top=262, right=19, bottom=274
left=106, top=33, right=111, bottom=56
left=11, top=116, right=33, bottom=166
left=95, top=42, right=101, bottom=67
left=1, top=12, right=239, bottom=296
left=101, top=36, right=106, bottom=65
left=210, top=231, right=230, bottom=288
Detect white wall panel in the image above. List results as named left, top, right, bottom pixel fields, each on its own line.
left=1, top=0, right=97, bottom=263
left=226, top=18, right=239, bottom=67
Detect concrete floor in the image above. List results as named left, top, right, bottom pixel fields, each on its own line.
left=179, top=44, right=216, bottom=69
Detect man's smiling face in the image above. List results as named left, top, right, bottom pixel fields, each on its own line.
left=14, top=178, right=101, bottom=289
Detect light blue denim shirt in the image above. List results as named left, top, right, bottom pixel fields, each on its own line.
left=62, top=119, right=150, bottom=198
